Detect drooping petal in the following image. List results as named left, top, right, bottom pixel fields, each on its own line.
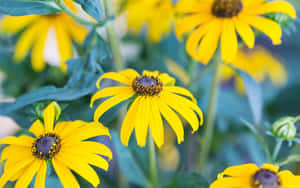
left=34, top=161, right=47, bottom=188
left=234, top=18, right=255, bottom=48
left=15, top=159, right=42, bottom=188
left=67, top=18, right=88, bottom=43
left=1, top=15, right=38, bottom=33
left=164, top=86, right=197, bottom=103
left=29, top=120, right=45, bottom=137
left=221, top=19, right=238, bottom=63
left=149, top=97, right=164, bottom=148
left=120, top=96, right=142, bottom=146
left=135, top=97, right=150, bottom=147
left=52, top=158, right=80, bottom=188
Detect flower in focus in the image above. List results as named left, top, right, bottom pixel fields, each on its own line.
left=175, top=0, right=296, bottom=64
left=126, top=0, right=175, bottom=42
left=220, top=46, right=287, bottom=94
left=0, top=0, right=88, bottom=72
left=90, top=69, right=203, bottom=148
left=0, top=102, right=112, bottom=188
left=210, top=163, right=300, bottom=188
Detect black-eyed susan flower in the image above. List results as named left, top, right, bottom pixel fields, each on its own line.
left=90, top=69, right=203, bottom=148
left=0, top=102, right=112, bottom=188
left=175, top=0, right=296, bottom=64
left=210, top=163, right=300, bottom=188
left=0, top=0, right=88, bottom=72
left=221, top=46, right=286, bottom=94
left=126, top=0, right=175, bottom=42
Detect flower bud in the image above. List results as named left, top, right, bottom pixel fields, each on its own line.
left=272, top=117, right=297, bottom=140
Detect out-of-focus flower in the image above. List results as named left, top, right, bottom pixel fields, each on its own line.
left=125, top=0, right=175, bottom=42
left=210, top=163, right=300, bottom=188
left=272, top=116, right=299, bottom=141
left=0, top=0, right=88, bottom=72
left=0, top=102, right=112, bottom=188
left=175, top=0, right=296, bottom=64
left=165, top=58, right=191, bottom=86
left=90, top=69, right=203, bottom=148
left=220, top=46, right=287, bottom=94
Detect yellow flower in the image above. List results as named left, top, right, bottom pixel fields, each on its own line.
left=0, top=0, right=88, bottom=72
left=221, top=46, right=287, bottom=94
left=175, top=0, right=296, bottom=64
left=126, top=0, right=175, bottom=42
left=90, top=69, right=203, bottom=148
left=210, top=163, right=300, bottom=188
left=0, top=102, right=112, bottom=188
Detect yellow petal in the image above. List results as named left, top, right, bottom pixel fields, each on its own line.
left=29, top=120, right=45, bottom=137
left=0, top=135, right=34, bottom=147
left=135, top=97, right=149, bottom=147
left=1, top=15, right=38, bottom=33
left=96, top=71, right=134, bottom=88
left=149, top=97, right=164, bottom=148
left=158, top=73, right=176, bottom=86
left=209, top=177, right=247, bottom=188
left=142, top=70, right=159, bottom=77
left=90, top=86, right=133, bottom=108
left=240, top=15, right=282, bottom=45
left=176, top=0, right=211, bottom=13
left=120, top=96, right=142, bottom=146
left=278, top=170, right=300, bottom=187
left=93, top=90, right=135, bottom=121
left=221, top=19, right=238, bottom=63
left=15, top=159, right=42, bottom=188
left=1, top=145, right=32, bottom=162
left=261, top=163, right=279, bottom=172
left=164, top=86, right=197, bottom=103
left=158, top=99, right=184, bottom=144
left=234, top=18, right=255, bottom=48
left=221, top=163, right=259, bottom=177
left=34, top=161, right=47, bottom=188
left=52, top=158, right=80, bottom=188
left=43, top=102, right=57, bottom=132
left=67, top=18, right=88, bottom=43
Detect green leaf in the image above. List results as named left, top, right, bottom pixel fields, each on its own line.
left=165, top=172, right=209, bottom=188
left=111, top=131, right=149, bottom=187
left=73, top=0, right=105, bottom=21
left=0, top=0, right=58, bottom=16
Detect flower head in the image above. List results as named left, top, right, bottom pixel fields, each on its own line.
left=220, top=46, right=286, bottom=94
left=0, top=102, right=112, bottom=188
left=90, top=69, right=203, bottom=148
left=0, top=0, right=88, bottom=72
left=126, top=0, right=175, bottom=42
left=210, top=163, right=300, bottom=188
left=176, top=0, right=296, bottom=64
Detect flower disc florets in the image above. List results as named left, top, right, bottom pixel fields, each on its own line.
left=32, top=133, right=61, bottom=160
left=253, top=169, right=280, bottom=188
left=212, top=0, right=243, bottom=18
left=132, top=75, right=163, bottom=96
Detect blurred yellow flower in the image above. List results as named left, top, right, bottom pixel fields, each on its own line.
left=221, top=46, right=287, bottom=94
left=175, top=0, right=296, bottom=64
left=210, top=163, right=300, bottom=188
left=0, top=102, right=112, bottom=188
left=126, top=0, right=175, bottom=42
left=0, top=0, right=88, bottom=72
left=90, top=69, right=203, bottom=148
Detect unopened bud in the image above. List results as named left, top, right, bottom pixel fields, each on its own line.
left=272, top=117, right=297, bottom=140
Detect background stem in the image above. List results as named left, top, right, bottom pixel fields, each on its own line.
left=103, top=0, right=125, bottom=71
left=148, top=135, right=158, bottom=188
left=198, top=61, right=222, bottom=171
left=272, top=140, right=283, bottom=161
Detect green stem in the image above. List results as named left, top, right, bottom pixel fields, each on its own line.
left=198, top=60, right=222, bottom=171
left=148, top=135, right=158, bottom=188
left=54, top=0, right=104, bottom=27
left=293, top=115, right=300, bottom=123
left=272, top=140, right=283, bottom=161
left=103, top=0, right=125, bottom=71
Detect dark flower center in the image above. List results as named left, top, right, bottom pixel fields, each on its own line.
left=32, top=133, right=61, bottom=160
left=132, top=76, right=163, bottom=96
left=212, top=0, right=243, bottom=18
left=253, top=170, right=280, bottom=188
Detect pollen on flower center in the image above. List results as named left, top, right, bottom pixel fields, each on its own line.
left=32, top=133, right=61, bottom=160
left=253, top=169, right=280, bottom=188
left=132, top=76, right=163, bottom=96
left=212, top=0, right=243, bottom=18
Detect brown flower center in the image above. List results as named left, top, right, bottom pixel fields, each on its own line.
left=132, top=76, right=163, bottom=96
left=212, top=0, right=243, bottom=18
left=32, top=133, right=61, bottom=160
left=253, top=169, right=280, bottom=188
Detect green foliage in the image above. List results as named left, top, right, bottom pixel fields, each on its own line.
left=73, top=0, right=105, bottom=21
left=165, top=172, right=209, bottom=188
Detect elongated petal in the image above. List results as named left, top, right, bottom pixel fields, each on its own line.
left=164, top=86, right=197, bottom=103
left=90, top=86, right=133, bottom=108
left=135, top=97, right=149, bottom=147
left=67, top=18, right=88, bottom=43
left=93, top=90, right=135, bottom=121
left=240, top=15, right=282, bottom=45
left=1, top=15, right=38, bottom=33
left=120, top=97, right=142, bottom=146
left=52, top=158, right=80, bottom=188
left=210, top=177, right=247, bottom=188
left=34, top=161, right=47, bottom=188
left=221, top=163, right=259, bottom=177
left=279, top=171, right=300, bottom=187
left=0, top=136, right=34, bottom=147
left=221, top=19, right=238, bottom=63
left=29, top=120, right=45, bottom=137
left=15, top=159, right=42, bottom=188
left=176, top=0, right=211, bottom=13
left=234, top=18, right=255, bottom=48
left=96, top=69, right=139, bottom=88
left=149, top=97, right=164, bottom=148
left=1, top=145, right=32, bottom=162
left=43, top=102, right=57, bottom=132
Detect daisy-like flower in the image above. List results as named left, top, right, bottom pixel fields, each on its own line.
left=175, top=0, right=296, bottom=64
left=210, top=163, right=300, bottom=188
left=126, top=0, right=175, bottom=42
left=0, top=0, right=88, bottom=72
left=90, top=69, right=203, bottom=148
left=0, top=102, right=112, bottom=188
left=221, top=46, right=286, bottom=94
